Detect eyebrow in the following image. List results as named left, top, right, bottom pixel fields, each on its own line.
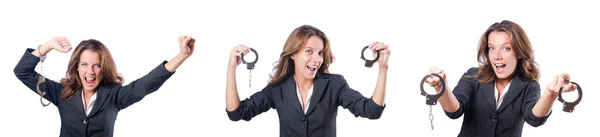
left=305, top=47, right=323, bottom=51
left=488, top=42, right=511, bottom=47
left=79, top=61, right=101, bottom=64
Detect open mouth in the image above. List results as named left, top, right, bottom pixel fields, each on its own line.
left=495, top=63, right=506, bottom=73
left=307, top=65, right=318, bottom=73
left=85, top=76, right=96, bottom=85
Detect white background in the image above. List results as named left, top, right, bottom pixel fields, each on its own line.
left=1, top=0, right=598, bottom=137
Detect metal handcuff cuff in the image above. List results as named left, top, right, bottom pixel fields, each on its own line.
left=557, top=81, right=582, bottom=112
left=360, top=46, right=380, bottom=68
left=37, top=45, right=52, bottom=107
left=242, top=48, right=258, bottom=87
left=419, top=73, right=446, bottom=130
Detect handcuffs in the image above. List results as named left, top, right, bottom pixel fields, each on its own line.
left=419, top=73, right=446, bottom=130
left=37, top=45, right=52, bottom=107
left=242, top=48, right=258, bottom=87
left=557, top=81, right=582, bottom=113
left=360, top=46, right=380, bottom=68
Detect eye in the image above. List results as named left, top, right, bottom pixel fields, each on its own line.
left=81, top=63, right=87, bottom=67
left=488, top=47, right=494, bottom=51
left=318, top=51, right=323, bottom=56
left=305, top=49, right=313, bottom=54
left=94, top=64, right=101, bottom=68
left=503, top=47, right=511, bottom=51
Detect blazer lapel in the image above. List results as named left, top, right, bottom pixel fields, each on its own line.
left=481, top=83, right=497, bottom=110
left=497, top=76, right=527, bottom=112
left=67, top=90, right=86, bottom=115
left=306, top=73, right=329, bottom=115
left=88, top=85, right=112, bottom=117
left=282, top=76, right=304, bottom=114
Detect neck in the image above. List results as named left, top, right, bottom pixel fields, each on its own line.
left=496, top=77, right=512, bottom=87
left=83, top=89, right=96, bottom=96
left=293, top=74, right=313, bottom=89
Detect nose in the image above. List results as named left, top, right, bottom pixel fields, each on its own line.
left=492, top=50, right=502, bottom=60
left=311, top=53, right=323, bottom=64
left=86, top=66, right=95, bottom=75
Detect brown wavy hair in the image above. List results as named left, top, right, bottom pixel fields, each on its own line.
left=60, top=39, right=123, bottom=99
left=470, top=20, right=540, bottom=83
left=268, top=25, right=334, bottom=86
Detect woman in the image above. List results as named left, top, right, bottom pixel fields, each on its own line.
left=14, top=36, right=195, bottom=137
left=225, top=25, right=391, bottom=137
left=425, top=20, right=578, bottom=137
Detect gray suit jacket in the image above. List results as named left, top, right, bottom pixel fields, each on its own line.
left=446, top=67, right=551, bottom=137
left=14, top=48, right=175, bottom=137
left=227, top=73, right=385, bottom=137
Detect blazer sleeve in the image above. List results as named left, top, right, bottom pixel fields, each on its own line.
left=445, top=68, right=478, bottom=119
left=522, top=81, right=551, bottom=127
left=14, top=48, right=62, bottom=105
left=226, top=86, right=275, bottom=121
left=116, top=61, right=175, bottom=110
left=337, top=75, right=385, bottom=119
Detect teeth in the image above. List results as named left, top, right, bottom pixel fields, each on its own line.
left=308, top=65, right=318, bottom=69
left=495, top=64, right=505, bottom=67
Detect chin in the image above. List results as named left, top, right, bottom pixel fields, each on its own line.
left=83, top=87, right=94, bottom=91
left=495, top=74, right=509, bottom=79
left=82, top=84, right=99, bottom=91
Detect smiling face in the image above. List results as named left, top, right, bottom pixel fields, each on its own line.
left=77, top=49, right=102, bottom=92
left=267, top=25, right=334, bottom=86
left=59, top=39, right=125, bottom=99
left=473, top=20, right=540, bottom=84
left=487, top=31, right=518, bottom=80
left=291, top=36, right=324, bottom=81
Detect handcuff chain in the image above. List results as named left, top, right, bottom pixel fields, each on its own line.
left=429, top=105, right=434, bottom=130
left=38, top=53, right=51, bottom=107
left=249, top=69, right=252, bottom=88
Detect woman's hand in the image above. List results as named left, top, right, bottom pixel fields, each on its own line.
left=228, top=44, right=251, bottom=70
left=178, top=35, right=195, bottom=58
left=546, top=73, right=577, bottom=97
left=425, top=67, right=447, bottom=93
left=35, top=37, right=72, bottom=57
left=368, top=42, right=391, bottom=69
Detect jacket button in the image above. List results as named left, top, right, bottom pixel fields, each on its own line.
left=491, top=116, right=497, bottom=122
left=301, top=118, right=306, bottom=121
left=83, top=119, right=87, bottom=124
